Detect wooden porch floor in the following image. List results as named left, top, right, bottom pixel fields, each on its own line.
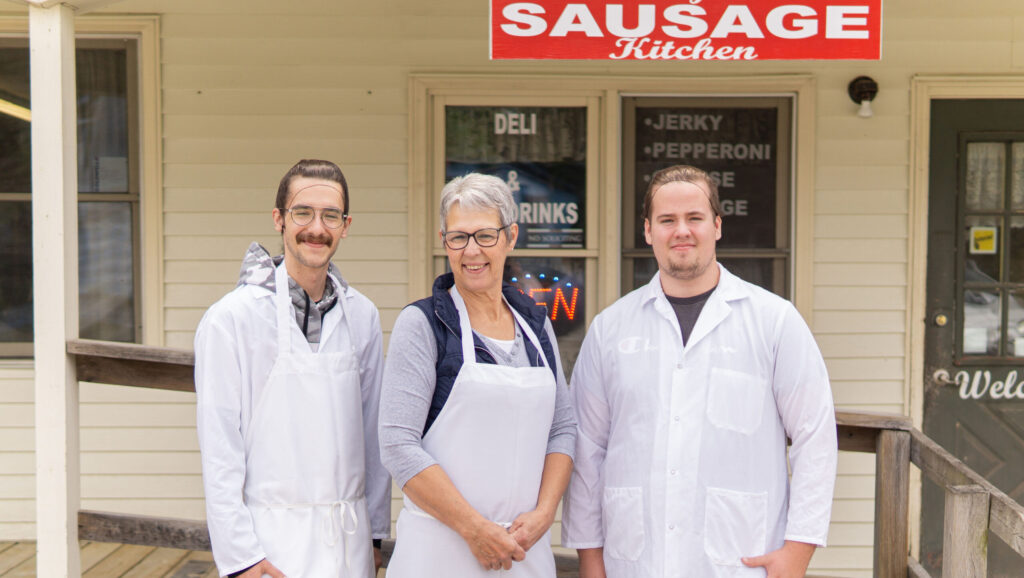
left=0, top=541, right=218, bottom=577
left=0, top=540, right=850, bottom=577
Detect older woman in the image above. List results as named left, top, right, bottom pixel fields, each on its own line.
left=379, top=173, right=576, bottom=577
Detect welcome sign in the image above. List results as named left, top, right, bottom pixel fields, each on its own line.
left=490, top=0, right=882, bottom=61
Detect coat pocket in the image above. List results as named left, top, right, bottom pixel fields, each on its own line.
left=707, top=367, right=768, bottom=434
left=602, top=486, right=645, bottom=561
left=703, top=487, right=768, bottom=567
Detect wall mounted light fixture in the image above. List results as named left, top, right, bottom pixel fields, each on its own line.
left=848, top=76, right=878, bottom=118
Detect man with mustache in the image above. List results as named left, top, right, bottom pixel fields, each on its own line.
left=195, top=159, right=390, bottom=577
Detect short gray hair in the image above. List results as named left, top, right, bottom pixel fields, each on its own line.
left=439, top=173, right=516, bottom=240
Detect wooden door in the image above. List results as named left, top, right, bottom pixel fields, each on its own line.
left=923, top=99, right=1024, bottom=577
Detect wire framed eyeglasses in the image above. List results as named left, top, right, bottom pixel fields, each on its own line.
left=284, top=206, right=348, bottom=229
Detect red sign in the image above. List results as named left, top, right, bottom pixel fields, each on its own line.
left=490, top=1, right=882, bottom=61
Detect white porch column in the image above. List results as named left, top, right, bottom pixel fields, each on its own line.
left=30, top=3, right=80, bottom=576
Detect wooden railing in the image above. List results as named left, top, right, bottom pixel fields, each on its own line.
left=68, top=339, right=1024, bottom=577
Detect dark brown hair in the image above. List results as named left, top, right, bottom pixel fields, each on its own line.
left=642, top=165, right=721, bottom=222
left=276, top=159, right=349, bottom=215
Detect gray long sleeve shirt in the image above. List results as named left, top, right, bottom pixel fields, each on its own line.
left=379, top=305, right=577, bottom=488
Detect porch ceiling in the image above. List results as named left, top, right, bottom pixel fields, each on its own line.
left=4, top=0, right=123, bottom=14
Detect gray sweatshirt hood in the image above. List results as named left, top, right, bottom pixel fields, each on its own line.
left=235, top=241, right=344, bottom=345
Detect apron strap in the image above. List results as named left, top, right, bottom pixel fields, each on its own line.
left=274, top=262, right=293, bottom=357
left=450, top=285, right=477, bottom=365
left=450, top=285, right=549, bottom=370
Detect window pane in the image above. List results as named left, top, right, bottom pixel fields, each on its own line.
left=79, top=202, right=135, bottom=342
left=717, top=258, right=776, bottom=292
left=0, top=47, right=31, bottom=193
left=77, top=47, right=130, bottom=193
left=1012, top=143, right=1024, bottom=209
left=0, top=201, right=33, bottom=342
left=630, top=256, right=657, bottom=290
left=965, top=215, right=1001, bottom=282
left=445, top=106, right=587, bottom=249
left=965, top=142, right=1005, bottom=211
left=632, top=106, right=779, bottom=249
left=629, top=256, right=780, bottom=295
left=504, top=257, right=586, bottom=375
left=963, top=289, right=1001, bottom=356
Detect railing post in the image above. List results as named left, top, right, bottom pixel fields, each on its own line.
left=873, top=429, right=910, bottom=578
left=942, top=484, right=989, bottom=578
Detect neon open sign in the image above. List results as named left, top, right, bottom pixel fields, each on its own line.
left=527, top=287, right=580, bottom=321
left=507, top=262, right=585, bottom=335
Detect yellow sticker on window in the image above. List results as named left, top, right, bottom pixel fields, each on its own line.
left=970, top=226, right=997, bottom=255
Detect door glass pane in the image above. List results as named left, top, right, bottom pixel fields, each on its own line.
left=964, top=215, right=1001, bottom=282
left=965, top=142, right=1005, bottom=211
left=1012, top=143, right=1024, bottom=209
left=963, top=288, right=1000, bottom=356
left=79, top=202, right=134, bottom=342
left=1010, top=216, right=1024, bottom=283
left=0, top=201, right=33, bottom=342
left=504, top=256, right=586, bottom=374
left=1007, top=291, right=1024, bottom=357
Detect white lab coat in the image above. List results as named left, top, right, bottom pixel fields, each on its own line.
left=562, top=265, right=837, bottom=578
left=195, top=266, right=390, bottom=576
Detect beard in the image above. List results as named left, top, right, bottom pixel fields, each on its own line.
left=662, top=252, right=714, bottom=281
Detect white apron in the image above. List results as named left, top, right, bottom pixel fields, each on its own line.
left=242, top=264, right=374, bottom=578
left=387, top=287, right=558, bottom=578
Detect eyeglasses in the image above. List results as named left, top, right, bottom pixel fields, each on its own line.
left=442, top=226, right=509, bottom=250
left=284, top=205, right=348, bottom=229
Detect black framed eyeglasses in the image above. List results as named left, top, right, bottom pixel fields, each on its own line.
left=284, top=205, right=348, bottom=229
left=442, top=226, right=509, bottom=250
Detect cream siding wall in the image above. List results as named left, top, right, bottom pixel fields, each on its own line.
left=3, top=0, right=1024, bottom=574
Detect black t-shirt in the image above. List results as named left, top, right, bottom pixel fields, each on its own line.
left=666, top=285, right=717, bottom=345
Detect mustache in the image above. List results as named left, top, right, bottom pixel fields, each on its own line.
left=296, top=232, right=333, bottom=246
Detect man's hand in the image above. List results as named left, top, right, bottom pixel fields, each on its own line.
left=508, top=508, right=555, bottom=552
left=577, top=547, right=606, bottom=578
left=238, top=558, right=286, bottom=578
left=374, top=546, right=383, bottom=572
left=463, top=518, right=527, bottom=571
left=741, top=540, right=816, bottom=578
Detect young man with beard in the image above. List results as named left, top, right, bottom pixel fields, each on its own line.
left=561, top=165, right=837, bottom=578
left=195, top=159, right=390, bottom=577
